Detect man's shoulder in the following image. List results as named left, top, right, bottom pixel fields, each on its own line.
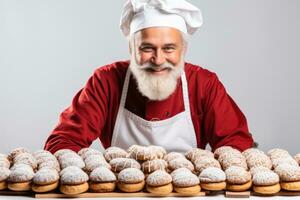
left=185, top=62, right=217, bottom=81
left=93, top=60, right=129, bottom=79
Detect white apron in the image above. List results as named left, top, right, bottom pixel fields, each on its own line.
left=111, top=68, right=197, bottom=153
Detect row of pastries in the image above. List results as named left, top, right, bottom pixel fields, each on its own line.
left=0, top=145, right=300, bottom=195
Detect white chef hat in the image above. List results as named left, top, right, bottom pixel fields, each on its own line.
left=120, top=0, right=203, bottom=37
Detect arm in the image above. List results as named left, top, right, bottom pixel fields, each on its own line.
left=203, top=73, right=254, bottom=151
left=44, top=70, right=108, bottom=153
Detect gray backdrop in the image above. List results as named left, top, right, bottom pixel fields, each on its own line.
left=1, top=0, right=299, bottom=155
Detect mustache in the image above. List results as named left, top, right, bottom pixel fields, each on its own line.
left=139, top=62, right=175, bottom=71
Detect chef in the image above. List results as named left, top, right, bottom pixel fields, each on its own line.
left=44, top=0, right=254, bottom=153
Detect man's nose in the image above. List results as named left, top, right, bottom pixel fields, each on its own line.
left=151, top=49, right=166, bottom=66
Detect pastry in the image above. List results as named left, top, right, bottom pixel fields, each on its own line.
left=78, top=148, right=103, bottom=161
left=58, top=152, right=85, bottom=169
left=117, top=168, right=145, bottom=192
left=199, top=167, right=226, bottom=191
left=60, top=166, right=89, bottom=195
left=32, top=168, right=59, bottom=193
left=185, top=148, right=214, bottom=162
left=225, top=166, right=252, bottom=192
left=172, top=167, right=200, bottom=195
left=0, top=167, right=10, bottom=190
left=252, top=170, right=280, bottom=195
left=109, top=158, right=140, bottom=173
left=193, top=156, right=221, bottom=174
left=89, top=166, right=116, bottom=192
left=274, top=163, right=300, bottom=191
left=163, top=152, right=185, bottom=163
left=8, top=147, right=30, bottom=162
left=213, top=146, right=234, bottom=159
left=141, top=159, right=168, bottom=175
left=8, top=164, right=34, bottom=191
left=13, top=152, right=37, bottom=170
left=146, top=170, right=173, bottom=195
left=168, top=157, right=194, bottom=172
left=83, top=154, right=110, bottom=174
left=103, top=147, right=128, bottom=162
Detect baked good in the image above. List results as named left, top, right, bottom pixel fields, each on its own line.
left=168, top=157, right=194, bottom=172
left=60, top=166, right=89, bottom=195
left=13, top=152, right=37, bottom=170
left=141, top=159, right=168, bottom=174
left=185, top=148, right=214, bottom=162
left=8, top=164, right=34, bottom=191
left=267, top=148, right=290, bottom=160
left=294, top=153, right=300, bottom=165
left=225, top=166, right=252, bottom=191
left=252, top=171, right=280, bottom=195
left=0, top=156, right=10, bottom=169
left=128, top=145, right=166, bottom=161
left=8, top=147, right=30, bottom=162
left=84, top=154, right=110, bottom=174
left=53, top=149, right=75, bottom=160
left=172, top=167, right=200, bottom=195
left=218, top=151, right=248, bottom=170
left=89, top=166, right=116, bottom=192
left=146, top=170, right=173, bottom=195
left=103, top=147, right=128, bottom=162
left=250, top=166, right=272, bottom=176
left=213, top=146, right=234, bottom=159
left=274, top=163, right=300, bottom=191
left=199, top=167, right=226, bottom=191
left=0, top=167, right=10, bottom=190
left=109, top=158, right=140, bottom=173
left=272, top=157, right=298, bottom=168
left=58, top=152, right=85, bottom=169
left=32, top=168, right=59, bottom=193
left=78, top=148, right=103, bottom=161
left=245, top=152, right=272, bottom=169
left=194, top=156, right=221, bottom=174
left=117, top=168, right=145, bottom=192
left=163, top=152, right=185, bottom=162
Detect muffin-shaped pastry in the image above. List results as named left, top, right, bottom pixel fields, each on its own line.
left=225, top=166, right=252, bottom=192
left=185, top=148, right=214, bottom=162
left=38, top=160, right=61, bottom=172
left=109, top=158, right=140, bottom=173
left=242, top=148, right=265, bottom=159
left=103, top=147, right=128, bottom=162
left=218, top=152, right=248, bottom=171
left=250, top=166, right=272, bottom=176
left=168, top=158, right=194, bottom=172
left=213, top=146, right=234, bottom=159
left=78, top=148, right=103, bottom=161
left=199, top=167, right=226, bottom=191
left=164, top=152, right=185, bottom=163
left=172, top=168, right=200, bottom=195
left=272, top=157, right=298, bottom=168
left=33, top=150, right=57, bottom=165
left=246, top=153, right=272, bottom=169
left=59, top=153, right=85, bottom=169
left=8, top=147, right=30, bottom=162
left=117, top=168, right=145, bottom=192
left=128, top=145, right=162, bottom=161
left=252, top=171, right=280, bottom=195
left=13, top=153, right=37, bottom=170
left=146, top=170, right=172, bottom=195
left=84, top=155, right=110, bottom=174
left=0, top=167, right=10, bottom=190
left=194, top=157, right=221, bottom=174
left=274, top=164, right=300, bottom=191
left=141, top=159, right=168, bottom=175
left=8, top=164, right=35, bottom=191
left=149, top=146, right=167, bottom=159
left=53, top=149, right=75, bottom=160
left=294, top=153, right=300, bottom=166
left=32, top=168, right=59, bottom=193
left=267, top=148, right=290, bottom=160
left=0, top=156, right=10, bottom=168
left=60, top=166, right=89, bottom=195
left=89, top=166, right=116, bottom=192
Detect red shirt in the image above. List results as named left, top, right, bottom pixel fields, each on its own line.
left=44, top=61, right=253, bottom=153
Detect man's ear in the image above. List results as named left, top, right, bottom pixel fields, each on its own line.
left=129, top=42, right=132, bottom=55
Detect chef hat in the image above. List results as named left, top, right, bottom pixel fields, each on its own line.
left=120, top=0, right=203, bottom=37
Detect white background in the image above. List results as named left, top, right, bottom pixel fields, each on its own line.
left=0, top=0, right=300, bottom=154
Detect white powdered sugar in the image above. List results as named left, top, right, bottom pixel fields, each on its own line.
left=8, top=147, right=30, bottom=161
left=118, top=168, right=145, bottom=183
left=272, top=157, right=298, bottom=168
left=89, top=166, right=116, bottom=182
left=225, top=166, right=251, bottom=184
left=109, top=158, right=141, bottom=172
left=33, top=168, right=59, bottom=185
left=163, top=152, right=185, bottom=162
left=146, top=170, right=172, bottom=186
left=79, top=148, right=103, bottom=161
left=294, top=153, right=300, bottom=165
left=0, top=158, right=10, bottom=168
left=274, top=163, right=300, bottom=182
left=8, top=164, right=34, bottom=182
left=250, top=166, right=271, bottom=176
left=38, top=160, right=60, bottom=172
left=185, top=148, right=214, bottom=162
left=104, top=147, right=128, bottom=162
left=59, top=153, right=85, bottom=169
left=13, top=153, right=37, bottom=169
left=172, top=168, right=199, bottom=187
left=246, top=153, right=272, bottom=169
left=141, top=159, right=168, bottom=173
left=60, top=166, right=88, bottom=184
left=194, top=157, right=221, bottom=173
left=0, top=167, right=11, bottom=181
left=168, top=157, right=194, bottom=171
left=54, top=149, right=75, bottom=159
left=84, top=154, right=110, bottom=173
left=199, top=167, right=226, bottom=183
left=214, top=146, right=234, bottom=158
left=252, top=171, right=279, bottom=186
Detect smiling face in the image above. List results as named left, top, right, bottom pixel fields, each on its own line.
left=129, top=27, right=187, bottom=101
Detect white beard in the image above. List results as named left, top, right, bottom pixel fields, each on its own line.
left=129, top=58, right=184, bottom=101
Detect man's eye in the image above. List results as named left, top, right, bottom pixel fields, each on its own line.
left=140, top=47, right=153, bottom=52
left=163, top=47, right=175, bottom=52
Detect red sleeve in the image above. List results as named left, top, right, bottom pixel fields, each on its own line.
left=44, top=70, right=108, bottom=153
left=202, top=73, right=254, bottom=152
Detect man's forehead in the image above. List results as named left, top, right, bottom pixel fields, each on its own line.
left=137, top=27, right=183, bottom=44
